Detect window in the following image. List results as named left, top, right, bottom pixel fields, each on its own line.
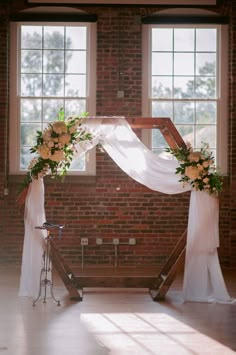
left=9, top=21, right=96, bottom=175
left=142, top=24, right=228, bottom=174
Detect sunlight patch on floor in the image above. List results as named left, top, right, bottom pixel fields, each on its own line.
left=81, top=312, right=235, bottom=355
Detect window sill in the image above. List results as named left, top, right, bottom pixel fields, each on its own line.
left=8, top=175, right=97, bottom=186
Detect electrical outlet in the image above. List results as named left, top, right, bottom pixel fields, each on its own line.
left=81, top=238, right=88, bottom=246
left=96, top=238, right=103, bottom=245
left=129, top=238, right=136, bottom=245
left=113, top=238, right=119, bottom=245
left=117, top=90, right=124, bottom=98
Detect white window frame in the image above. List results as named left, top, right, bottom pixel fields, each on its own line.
left=9, top=21, right=97, bottom=175
left=142, top=23, right=228, bottom=175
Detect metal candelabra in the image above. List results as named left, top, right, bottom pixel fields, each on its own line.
left=32, top=222, right=64, bottom=307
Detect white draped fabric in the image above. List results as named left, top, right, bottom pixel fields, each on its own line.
left=19, top=117, right=232, bottom=303
left=183, top=191, right=231, bottom=302
left=19, top=177, right=47, bottom=298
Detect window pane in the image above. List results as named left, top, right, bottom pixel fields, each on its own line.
left=70, top=156, right=86, bottom=171
left=195, top=77, right=216, bottom=98
left=21, top=50, right=42, bottom=73
left=43, top=74, right=64, bottom=96
left=65, top=74, right=86, bottom=97
left=174, top=101, right=194, bottom=124
left=21, top=99, right=42, bottom=122
left=66, top=27, right=87, bottom=50
left=21, top=26, right=42, bottom=49
left=43, top=99, right=64, bottom=121
left=21, top=123, right=41, bottom=145
left=66, top=51, right=86, bottom=74
left=196, top=125, right=216, bottom=148
left=152, top=28, right=173, bottom=51
left=152, top=129, right=168, bottom=148
left=21, top=74, right=42, bottom=96
left=177, top=125, right=194, bottom=145
left=65, top=99, right=87, bottom=116
left=152, top=101, right=173, bottom=118
left=174, top=76, right=194, bottom=98
left=196, top=28, right=216, bottom=52
left=152, top=76, right=172, bottom=98
left=20, top=147, right=36, bottom=170
left=43, top=50, right=64, bottom=73
left=152, top=53, right=172, bottom=75
left=196, top=102, right=216, bottom=124
left=174, top=53, right=194, bottom=75
left=196, top=53, right=216, bottom=76
left=44, top=26, right=64, bottom=49
left=174, top=28, right=194, bottom=52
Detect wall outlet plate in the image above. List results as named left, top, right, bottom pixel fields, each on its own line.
left=129, top=238, right=136, bottom=245
left=113, top=238, right=119, bottom=245
left=81, top=238, right=88, bottom=245
left=96, top=238, right=103, bottom=245
left=117, top=90, right=124, bottom=98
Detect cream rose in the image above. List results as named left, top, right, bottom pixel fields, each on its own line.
left=197, top=164, right=204, bottom=171
left=43, top=130, right=52, bottom=141
left=47, top=140, right=55, bottom=148
left=188, top=152, right=202, bottom=163
left=203, top=160, right=210, bottom=168
left=69, top=126, right=77, bottom=134
left=59, top=133, right=71, bottom=145
left=52, top=121, right=67, bottom=134
left=38, top=145, right=51, bottom=159
left=203, top=177, right=210, bottom=184
left=50, top=150, right=65, bottom=162
left=185, top=166, right=200, bottom=180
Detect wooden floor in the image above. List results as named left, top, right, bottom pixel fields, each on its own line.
left=0, top=265, right=235, bottom=355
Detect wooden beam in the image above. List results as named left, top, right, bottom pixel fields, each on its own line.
left=149, top=229, right=187, bottom=301
left=74, top=275, right=156, bottom=288
left=91, top=117, right=186, bottom=149
left=127, top=117, right=186, bottom=148
left=50, top=239, right=82, bottom=301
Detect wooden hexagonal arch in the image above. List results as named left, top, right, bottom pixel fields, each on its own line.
left=48, top=117, right=187, bottom=301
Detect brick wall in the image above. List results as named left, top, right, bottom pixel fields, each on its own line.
left=0, top=6, right=9, bottom=261
left=228, top=0, right=236, bottom=267
left=0, top=0, right=235, bottom=269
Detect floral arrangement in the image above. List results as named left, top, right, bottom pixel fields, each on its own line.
left=20, top=109, right=93, bottom=191
left=166, top=142, right=223, bottom=195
